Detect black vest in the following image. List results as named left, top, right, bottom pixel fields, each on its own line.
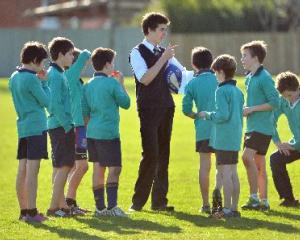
left=129, top=43, right=174, bottom=110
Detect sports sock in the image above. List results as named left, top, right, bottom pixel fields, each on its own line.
left=93, top=186, right=105, bottom=210
left=106, top=182, right=118, bottom=210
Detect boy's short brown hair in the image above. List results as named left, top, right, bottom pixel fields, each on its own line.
left=240, top=40, right=267, bottom=63
left=48, top=37, right=74, bottom=61
left=276, top=71, right=299, bottom=93
left=20, top=41, right=48, bottom=64
left=191, top=47, right=213, bottom=70
left=141, top=12, right=170, bottom=35
left=91, top=47, right=116, bottom=71
left=211, top=54, right=237, bottom=80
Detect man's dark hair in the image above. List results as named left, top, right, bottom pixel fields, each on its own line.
left=91, top=47, right=116, bottom=71
left=276, top=71, right=299, bottom=93
left=48, top=37, right=74, bottom=61
left=192, top=47, right=213, bottom=69
left=20, top=41, right=48, bottom=64
left=141, top=12, right=170, bottom=35
left=211, top=54, right=237, bottom=80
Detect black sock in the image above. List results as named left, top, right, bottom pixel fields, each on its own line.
left=286, top=196, right=295, bottom=201
left=20, top=209, right=27, bottom=217
left=93, top=186, right=105, bottom=210
left=106, top=182, right=118, bottom=210
left=66, top=198, right=77, bottom=207
left=27, top=208, right=38, bottom=217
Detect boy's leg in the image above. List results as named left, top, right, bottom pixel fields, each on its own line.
left=16, top=159, right=27, bottom=216
left=26, top=160, right=41, bottom=211
left=231, top=164, right=240, bottom=211
left=66, top=160, right=88, bottom=203
left=107, top=167, right=121, bottom=209
left=50, top=166, right=71, bottom=210
left=66, top=126, right=88, bottom=206
left=151, top=107, right=174, bottom=210
left=270, top=150, right=300, bottom=205
left=199, top=152, right=211, bottom=207
left=93, top=163, right=106, bottom=212
left=254, top=154, right=268, bottom=200
left=242, top=147, right=258, bottom=196
left=220, top=165, right=232, bottom=210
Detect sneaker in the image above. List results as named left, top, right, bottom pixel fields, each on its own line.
left=128, top=204, right=142, bottom=212
left=231, top=211, right=241, bottom=217
left=19, top=215, right=27, bottom=221
left=71, top=206, right=86, bottom=215
left=47, top=208, right=72, bottom=217
left=25, top=213, right=48, bottom=222
left=151, top=205, right=175, bottom=212
left=260, top=200, right=270, bottom=211
left=200, top=205, right=211, bottom=214
left=95, top=207, right=108, bottom=216
left=212, top=189, right=222, bottom=214
left=241, top=197, right=260, bottom=210
left=107, top=206, right=128, bottom=217
left=279, top=199, right=300, bottom=207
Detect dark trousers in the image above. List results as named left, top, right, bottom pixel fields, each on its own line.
left=132, top=107, right=174, bottom=208
left=270, top=150, right=300, bottom=200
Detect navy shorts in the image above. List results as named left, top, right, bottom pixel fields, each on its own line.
left=49, top=127, right=75, bottom=168
left=87, top=138, right=121, bottom=167
left=196, top=139, right=215, bottom=153
left=17, top=131, right=48, bottom=160
left=215, top=150, right=238, bottom=165
left=244, top=131, right=272, bottom=156
left=75, top=126, right=87, bottom=160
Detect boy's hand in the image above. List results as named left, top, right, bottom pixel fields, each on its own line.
left=161, top=44, right=178, bottom=61
left=243, top=106, right=254, bottom=116
left=111, top=70, right=124, bottom=85
left=275, top=142, right=294, bottom=156
left=37, top=70, right=47, bottom=81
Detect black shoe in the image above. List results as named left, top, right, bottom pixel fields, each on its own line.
left=151, top=205, right=175, bottom=212
left=128, top=204, right=142, bottom=212
left=279, top=199, right=300, bottom=207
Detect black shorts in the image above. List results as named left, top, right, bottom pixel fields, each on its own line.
left=215, top=150, right=238, bottom=165
left=196, top=139, right=215, bottom=153
left=75, top=126, right=87, bottom=160
left=49, top=127, right=75, bottom=168
left=244, top=131, right=272, bottom=156
left=17, top=131, right=48, bottom=160
left=87, top=138, right=121, bottom=167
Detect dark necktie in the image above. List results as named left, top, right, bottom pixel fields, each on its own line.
left=153, top=46, right=160, bottom=56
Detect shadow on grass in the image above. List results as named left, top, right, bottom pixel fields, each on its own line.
left=75, top=215, right=181, bottom=235
left=30, top=222, right=104, bottom=240
left=171, top=211, right=300, bottom=234
left=262, top=209, right=300, bottom=221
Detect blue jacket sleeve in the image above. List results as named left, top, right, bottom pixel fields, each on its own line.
left=260, top=75, right=280, bottom=109
left=81, top=86, right=90, bottom=118
left=182, top=83, right=194, bottom=115
left=28, top=75, right=50, bottom=108
left=113, top=80, right=130, bottom=110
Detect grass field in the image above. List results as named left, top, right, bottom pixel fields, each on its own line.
left=0, top=77, right=299, bottom=240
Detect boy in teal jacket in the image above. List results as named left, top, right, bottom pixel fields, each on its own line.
left=47, top=37, right=75, bottom=217
left=82, top=47, right=130, bottom=217
left=182, top=47, right=220, bottom=214
left=270, top=71, right=300, bottom=207
left=9, top=41, right=49, bottom=222
left=200, top=54, right=244, bottom=218
left=64, top=48, right=91, bottom=213
left=241, top=41, right=279, bottom=211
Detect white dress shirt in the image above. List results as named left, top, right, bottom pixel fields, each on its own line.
left=130, top=39, right=184, bottom=82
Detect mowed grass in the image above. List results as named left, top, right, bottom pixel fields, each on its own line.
left=0, top=77, right=299, bottom=240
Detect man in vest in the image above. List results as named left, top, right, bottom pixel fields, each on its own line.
left=129, top=12, right=184, bottom=212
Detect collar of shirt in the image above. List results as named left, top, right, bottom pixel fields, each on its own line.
left=94, top=72, right=108, bottom=77
left=251, top=65, right=264, bottom=77
left=194, top=69, right=214, bottom=77
left=50, top=62, right=64, bottom=73
left=142, top=39, right=160, bottom=53
left=16, top=66, right=36, bottom=74
left=219, top=79, right=237, bottom=87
